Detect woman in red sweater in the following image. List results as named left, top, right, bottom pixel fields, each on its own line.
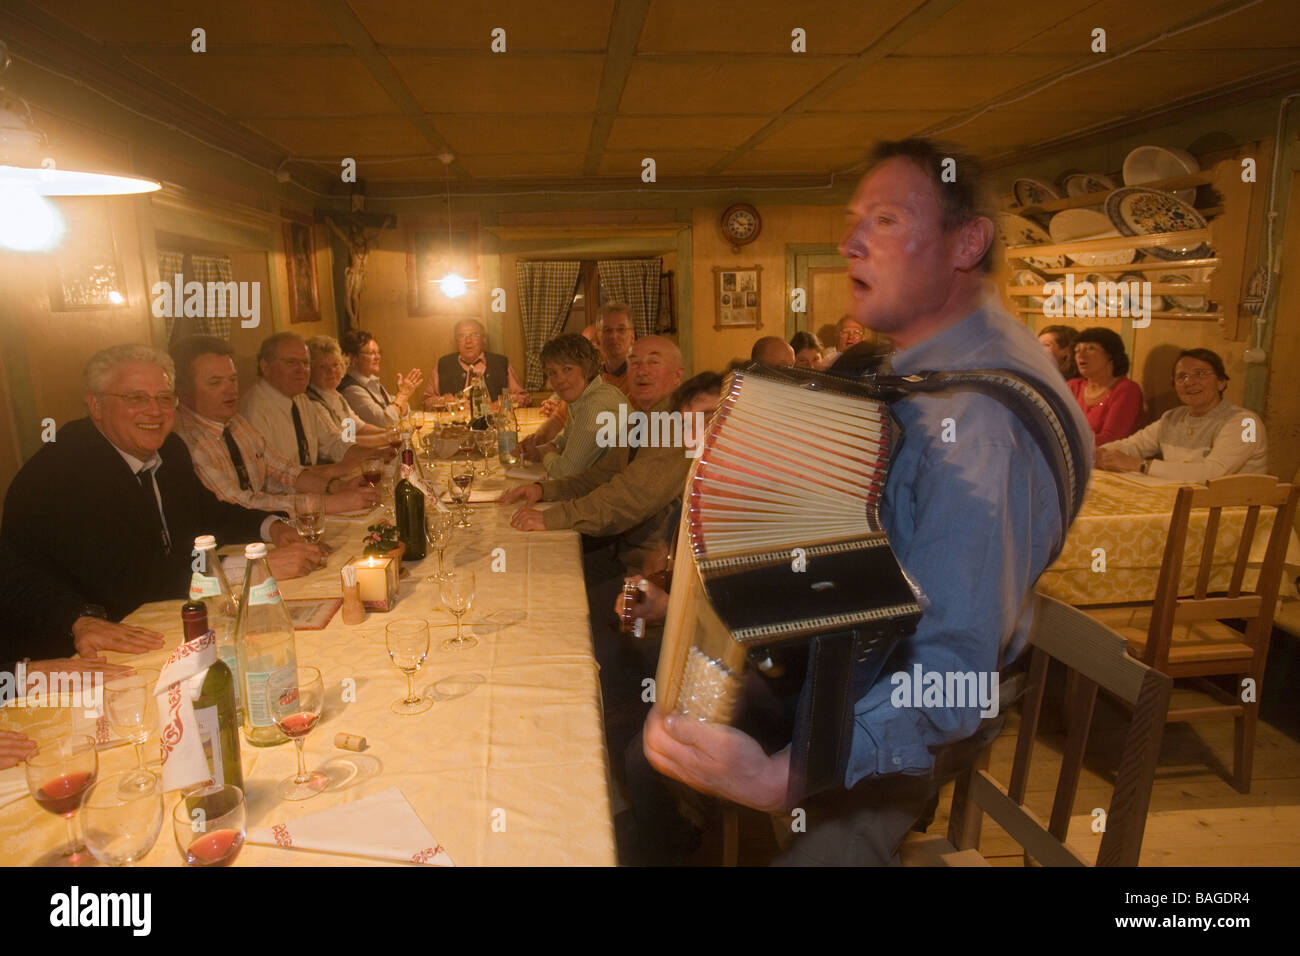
left=1068, top=327, right=1144, bottom=446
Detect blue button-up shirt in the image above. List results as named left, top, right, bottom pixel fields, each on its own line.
left=846, top=301, right=1092, bottom=784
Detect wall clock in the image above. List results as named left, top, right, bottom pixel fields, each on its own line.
left=720, top=203, right=761, bottom=252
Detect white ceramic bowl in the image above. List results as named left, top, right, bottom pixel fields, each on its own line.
left=1122, top=145, right=1199, bottom=204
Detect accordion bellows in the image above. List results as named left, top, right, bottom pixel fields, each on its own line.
left=657, top=365, right=924, bottom=721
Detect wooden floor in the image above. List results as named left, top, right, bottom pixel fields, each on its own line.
left=695, top=646, right=1300, bottom=866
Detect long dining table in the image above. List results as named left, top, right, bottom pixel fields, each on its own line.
left=0, top=431, right=617, bottom=867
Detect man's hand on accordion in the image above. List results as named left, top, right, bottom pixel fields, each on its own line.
left=642, top=706, right=791, bottom=814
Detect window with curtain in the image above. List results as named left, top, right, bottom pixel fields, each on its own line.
left=515, top=260, right=581, bottom=391
left=156, top=248, right=236, bottom=341
left=596, top=258, right=662, bottom=338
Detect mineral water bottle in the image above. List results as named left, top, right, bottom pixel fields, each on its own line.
left=232, top=543, right=297, bottom=747
left=189, top=534, right=242, bottom=722
left=497, top=390, right=520, bottom=468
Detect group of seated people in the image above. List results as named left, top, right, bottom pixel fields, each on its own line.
left=1036, top=325, right=1269, bottom=481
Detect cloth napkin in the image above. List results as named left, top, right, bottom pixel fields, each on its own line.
left=505, top=463, right=546, bottom=481
left=247, top=786, right=454, bottom=866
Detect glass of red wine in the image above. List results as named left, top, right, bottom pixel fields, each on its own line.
left=25, top=733, right=99, bottom=866
left=82, top=769, right=164, bottom=867
left=361, top=456, right=384, bottom=489
left=266, top=666, right=328, bottom=800
left=385, top=620, right=432, bottom=715
left=173, top=784, right=246, bottom=866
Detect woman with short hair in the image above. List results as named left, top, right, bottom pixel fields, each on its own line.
left=1096, top=348, right=1268, bottom=481
left=1068, top=326, right=1144, bottom=446
left=338, top=329, right=423, bottom=427
left=789, top=331, right=824, bottom=370
left=522, top=334, right=626, bottom=478
left=1038, top=324, right=1079, bottom=379
left=306, top=336, right=388, bottom=446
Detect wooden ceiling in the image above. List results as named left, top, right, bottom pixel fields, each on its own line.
left=2, top=0, right=1298, bottom=195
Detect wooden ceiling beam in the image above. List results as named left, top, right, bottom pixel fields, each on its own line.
left=582, top=0, right=652, bottom=178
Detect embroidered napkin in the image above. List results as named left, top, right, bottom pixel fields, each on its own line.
left=153, top=633, right=219, bottom=792
left=247, top=786, right=453, bottom=866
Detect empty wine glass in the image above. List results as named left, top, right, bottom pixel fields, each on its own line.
left=449, top=468, right=474, bottom=529
left=173, top=784, right=246, bottom=866
left=81, top=770, right=164, bottom=867
left=104, top=667, right=159, bottom=790
left=266, top=666, right=328, bottom=800
left=26, top=733, right=98, bottom=866
left=293, top=493, right=325, bottom=544
left=474, top=427, right=496, bottom=477
left=386, top=620, right=433, bottom=715
left=424, top=507, right=455, bottom=583
left=440, top=570, right=477, bottom=651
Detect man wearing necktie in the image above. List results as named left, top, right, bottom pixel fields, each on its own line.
left=1, top=344, right=326, bottom=629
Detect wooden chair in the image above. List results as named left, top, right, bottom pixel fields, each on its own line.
left=902, top=594, right=1172, bottom=866
left=1085, top=474, right=1298, bottom=793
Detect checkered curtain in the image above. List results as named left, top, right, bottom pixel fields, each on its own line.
left=516, top=260, right=581, bottom=391
left=157, top=250, right=185, bottom=340
left=156, top=250, right=236, bottom=339
left=597, top=258, right=662, bottom=338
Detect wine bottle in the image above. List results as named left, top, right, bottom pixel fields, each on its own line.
left=232, top=543, right=297, bottom=747
left=497, top=390, right=520, bottom=467
left=468, top=369, right=491, bottom=430
left=188, top=534, right=242, bottom=722
left=395, top=450, right=427, bottom=560
left=180, top=602, right=245, bottom=792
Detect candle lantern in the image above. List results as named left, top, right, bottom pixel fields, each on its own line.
left=345, top=554, right=397, bottom=611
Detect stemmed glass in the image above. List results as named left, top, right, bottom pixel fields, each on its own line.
left=81, top=770, right=164, bottom=867
left=440, top=570, right=477, bottom=651
left=474, top=426, right=497, bottom=477
left=104, top=667, right=159, bottom=790
left=26, top=733, right=98, bottom=866
left=410, top=410, right=425, bottom=430
left=361, top=455, right=384, bottom=490
left=449, top=467, right=474, bottom=529
left=266, top=666, right=328, bottom=801
left=173, top=784, right=246, bottom=866
left=386, top=620, right=433, bottom=715
left=294, top=493, right=325, bottom=544
left=424, top=507, right=455, bottom=583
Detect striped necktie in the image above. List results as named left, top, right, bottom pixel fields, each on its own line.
left=290, top=401, right=312, bottom=466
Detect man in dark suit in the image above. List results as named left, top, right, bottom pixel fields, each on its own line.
left=1, top=344, right=324, bottom=626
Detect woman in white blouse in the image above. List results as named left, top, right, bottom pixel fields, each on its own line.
left=305, top=336, right=389, bottom=447
left=1096, top=348, right=1268, bottom=482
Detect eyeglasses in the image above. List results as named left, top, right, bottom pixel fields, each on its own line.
left=1175, top=369, right=1217, bottom=383
left=275, top=358, right=312, bottom=369
left=105, top=391, right=179, bottom=410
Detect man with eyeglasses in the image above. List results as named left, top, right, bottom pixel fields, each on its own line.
left=424, top=318, right=530, bottom=407
left=1096, top=348, right=1269, bottom=480
left=595, top=304, right=636, bottom=395
left=0, top=344, right=323, bottom=636
left=241, top=332, right=377, bottom=468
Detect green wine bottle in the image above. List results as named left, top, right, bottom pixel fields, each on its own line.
left=395, top=448, right=427, bottom=560
left=180, top=601, right=245, bottom=792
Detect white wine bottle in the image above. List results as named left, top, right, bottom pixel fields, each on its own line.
left=188, top=534, right=242, bottom=722
left=180, top=601, right=244, bottom=792
left=232, top=542, right=297, bottom=747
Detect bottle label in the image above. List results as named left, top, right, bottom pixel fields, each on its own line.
left=249, top=578, right=281, bottom=606
left=189, top=574, right=221, bottom=600
left=498, top=430, right=518, bottom=453
left=244, top=661, right=297, bottom=728
left=192, top=703, right=225, bottom=786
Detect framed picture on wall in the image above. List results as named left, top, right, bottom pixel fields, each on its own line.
left=407, top=220, right=480, bottom=317
left=713, top=265, right=762, bottom=329
left=282, top=209, right=320, bottom=324
left=47, top=199, right=127, bottom=311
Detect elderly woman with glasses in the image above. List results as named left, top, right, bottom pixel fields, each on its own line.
left=1096, top=348, right=1269, bottom=481
left=306, top=336, right=390, bottom=448
left=338, top=329, right=423, bottom=427
left=1068, top=326, right=1145, bottom=446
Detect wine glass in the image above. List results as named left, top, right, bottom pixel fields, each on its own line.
left=266, top=666, right=328, bottom=800
left=440, top=570, right=477, bottom=650
left=173, top=784, right=246, bottom=866
left=81, top=770, right=164, bottom=867
left=449, top=468, right=474, bottom=529
left=293, top=493, right=325, bottom=544
left=424, top=507, right=455, bottom=583
left=104, top=667, right=159, bottom=790
left=26, top=733, right=98, bottom=866
left=385, top=621, right=433, bottom=715
left=410, top=410, right=425, bottom=431
left=361, top=455, right=384, bottom=489
left=474, top=426, right=496, bottom=477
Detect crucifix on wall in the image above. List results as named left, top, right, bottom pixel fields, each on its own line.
left=322, top=211, right=396, bottom=329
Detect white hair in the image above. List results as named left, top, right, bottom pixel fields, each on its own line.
left=84, top=344, right=175, bottom=394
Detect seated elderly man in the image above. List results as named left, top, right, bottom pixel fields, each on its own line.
left=0, top=344, right=324, bottom=627
left=820, top=314, right=868, bottom=366
left=500, top=336, right=689, bottom=575
left=171, top=335, right=379, bottom=515
left=1096, top=348, right=1268, bottom=481
left=338, top=329, right=423, bottom=427
left=424, top=318, right=529, bottom=407
left=751, top=336, right=796, bottom=367
left=241, top=332, right=377, bottom=467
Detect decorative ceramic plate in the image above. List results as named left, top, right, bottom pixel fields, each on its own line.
left=1012, top=268, right=1048, bottom=306
left=1104, top=187, right=1210, bottom=261
left=1123, top=271, right=1165, bottom=312
left=1122, top=145, right=1198, bottom=204
left=1048, top=207, right=1135, bottom=266
left=1012, top=177, right=1060, bottom=207
left=996, top=212, right=1064, bottom=270
left=1162, top=274, right=1208, bottom=311
left=1062, top=172, right=1117, bottom=197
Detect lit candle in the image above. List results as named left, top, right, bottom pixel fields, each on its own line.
left=352, top=556, right=392, bottom=608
